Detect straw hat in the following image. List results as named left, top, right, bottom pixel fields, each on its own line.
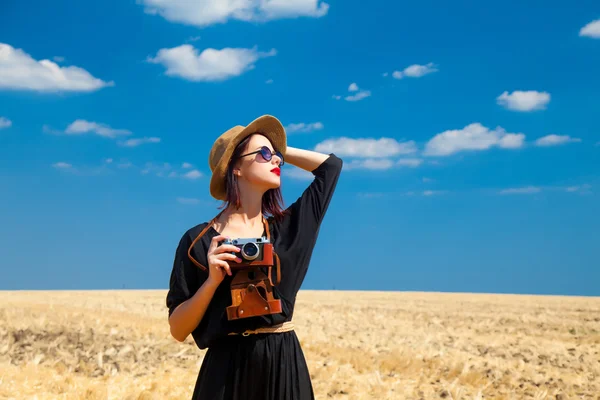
left=208, top=115, right=287, bottom=201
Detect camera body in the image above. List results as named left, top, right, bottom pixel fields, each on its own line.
left=220, top=236, right=281, bottom=320
left=223, top=236, right=271, bottom=267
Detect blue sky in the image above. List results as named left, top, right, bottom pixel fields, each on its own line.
left=1, top=0, right=599, bottom=296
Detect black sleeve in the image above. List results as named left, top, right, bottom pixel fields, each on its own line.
left=166, top=232, right=202, bottom=318
left=275, top=153, right=343, bottom=294
left=282, top=153, right=343, bottom=233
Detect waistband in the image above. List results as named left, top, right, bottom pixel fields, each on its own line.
left=227, top=321, right=295, bottom=337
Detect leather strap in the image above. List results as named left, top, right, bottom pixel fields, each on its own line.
left=269, top=252, right=281, bottom=286
left=187, top=213, right=221, bottom=271
left=227, top=321, right=295, bottom=336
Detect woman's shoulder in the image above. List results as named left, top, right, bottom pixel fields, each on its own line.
left=177, top=221, right=214, bottom=248
left=174, top=221, right=215, bottom=269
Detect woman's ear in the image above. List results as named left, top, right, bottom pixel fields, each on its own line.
left=231, top=158, right=242, bottom=177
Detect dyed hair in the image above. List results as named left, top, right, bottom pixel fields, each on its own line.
left=218, top=134, right=286, bottom=222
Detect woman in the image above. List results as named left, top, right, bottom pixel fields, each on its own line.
left=166, top=115, right=343, bottom=399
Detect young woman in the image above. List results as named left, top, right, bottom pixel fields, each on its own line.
left=166, top=115, right=343, bottom=399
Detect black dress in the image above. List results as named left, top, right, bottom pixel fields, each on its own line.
left=166, top=153, right=343, bottom=400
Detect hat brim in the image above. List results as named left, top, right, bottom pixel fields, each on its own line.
left=210, top=115, right=287, bottom=201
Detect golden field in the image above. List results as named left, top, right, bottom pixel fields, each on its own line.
left=0, top=290, right=598, bottom=400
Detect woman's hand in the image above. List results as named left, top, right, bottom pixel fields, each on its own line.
left=284, top=146, right=330, bottom=172
left=206, top=235, right=241, bottom=285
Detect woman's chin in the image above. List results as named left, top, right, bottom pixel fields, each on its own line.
left=251, top=178, right=280, bottom=192
left=268, top=180, right=281, bottom=190
left=265, top=177, right=281, bottom=190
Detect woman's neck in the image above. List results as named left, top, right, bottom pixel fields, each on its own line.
left=218, top=188, right=264, bottom=231
left=221, top=208, right=262, bottom=227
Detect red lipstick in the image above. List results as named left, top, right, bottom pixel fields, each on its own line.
left=270, top=167, right=280, bottom=176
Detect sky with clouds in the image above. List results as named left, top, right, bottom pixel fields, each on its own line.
left=1, top=0, right=599, bottom=295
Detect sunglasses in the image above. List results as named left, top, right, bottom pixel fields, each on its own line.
left=238, top=146, right=285, bottom=167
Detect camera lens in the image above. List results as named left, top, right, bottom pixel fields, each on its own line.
left=241, top=242, right=260, bottom=260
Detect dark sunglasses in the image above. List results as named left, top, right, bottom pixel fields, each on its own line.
left=238, top=146, right=285, bottom=167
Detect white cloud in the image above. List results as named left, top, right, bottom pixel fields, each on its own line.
left=423, top=122, right=525, bottom=156
left=139, top=161, right=201, bottom=179
left=344, top=158, right=395, bottom=170
left=496, top=90, right=550, bottom=112
left=183, top=169, right=202, bottom=179
left=333, top=83, right=371, bottom=102
left=52, top=162, right=72, bottom=169
left=422, top=177, right=435, bottom=183
left=42, top=125, right=61, bottom=135
left=345, top=90, right=371, bottom=101
left=499, top=186, right=541, bottom=195
left=177, top=197, right=201, bottom=205
left=141, top=162, right=171, bottom=176
left=357, top=192, right=385, bottom=198
left=336, top=157, right=423, bottom=171
left=0, top=43, right=113, bottom=92
left=534, top=134, right=581, bottom=147
left=392, top=62, right=438, bottom=79
left=265, top=79, right=273, bottom=84
left=65, top=120, right=132, bottom=138
left=47, top=120, right=159, bottom=146
left=0, top=116, right=11, bottom=129
left=579, top=19, right=600, bottom=38
left=315, top=137, right=417, bottom=158
left=104, top=158, right=113, bottom=164
left=285, top=122, right=323, bottom=133
left=119, top=137, right=161, bottom=147
left=285, top=168, right=314, bottom=180
left=400, top=190, right=446, bottom=196
left=147, top=45, right=276, bottom=82
left=565, top=184, right=592, bottom=194
left=140, top=0, right=329, bottom=27
left=423, top=190, right=446, bottom=196
left=499, top=134, right=525, bottom=148
left=396, top=158, right=423, bottom=167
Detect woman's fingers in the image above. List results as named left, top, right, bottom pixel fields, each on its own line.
left=215, top=252, right=242, bottom=263
left=214, top=259, right=232, bottom=276
left=207, top=235, right=241, bottom=277
left=209, top=235, right=228, bottom=251
left=213, top=244, right=240, bottom=255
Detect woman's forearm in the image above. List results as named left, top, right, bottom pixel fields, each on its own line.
left=284, top=146, right=330, bottom=172
left=169, top=278, right=220, bottom=342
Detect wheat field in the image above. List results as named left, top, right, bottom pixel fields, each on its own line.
left=0, top=290, right=598, bottom=400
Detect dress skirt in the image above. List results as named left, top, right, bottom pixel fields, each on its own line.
left=192, top=331, right=315, bottom=400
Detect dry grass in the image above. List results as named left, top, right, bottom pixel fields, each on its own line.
left=0, top=290, right=599, bottom=399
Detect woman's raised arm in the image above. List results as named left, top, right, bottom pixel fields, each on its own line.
left=284, top=146, right=330, bottom=172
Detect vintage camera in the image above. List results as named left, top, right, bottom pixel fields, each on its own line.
left=223, top=237, right=270, bottom=266
left=220, top=236, right=281, bottom=320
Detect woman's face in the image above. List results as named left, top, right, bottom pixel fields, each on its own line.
left=234, top=134, right=282, bottom=192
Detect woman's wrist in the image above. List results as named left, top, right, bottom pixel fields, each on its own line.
left=204, top=277, right=222, bottom=292
left=285, top=146, right=330, bottom=172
